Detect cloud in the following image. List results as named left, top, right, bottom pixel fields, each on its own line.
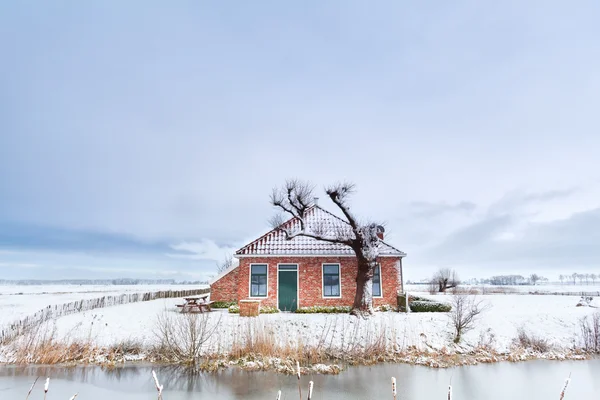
left=409, top=201, right=476, bottom=218
left=424, top=206, right=600, bottom=270
left=166, top=240, right=238, bottom=262
left=0, top=262, right=40, bottom=269
left=489, top=188, right=578, bottom=216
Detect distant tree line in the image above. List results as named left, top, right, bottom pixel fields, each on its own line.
left=558, top=273, right=598, bottom=285
left=0, top=278, right=209, bottom=286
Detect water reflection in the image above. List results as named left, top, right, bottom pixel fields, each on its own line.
left=0, top=360, right=599, bottom=399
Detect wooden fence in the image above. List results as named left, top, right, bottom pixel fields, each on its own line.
left=524, top=291, right=600, bottom=297
left=0, top=288, right=210, bottom=344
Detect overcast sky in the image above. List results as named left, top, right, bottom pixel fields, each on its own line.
left=1, top=1, right=599, bottom=282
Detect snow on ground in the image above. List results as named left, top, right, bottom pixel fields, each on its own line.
left=404, top=283, right=600, bottom=294
left=42, top=294, right=600, bottom=354
left=0, top=284, right=207, bottom=328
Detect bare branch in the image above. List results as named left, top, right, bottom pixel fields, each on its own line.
left=325, top=182, right=359, bottom=230
left=270, top=180, right=353, bottom=246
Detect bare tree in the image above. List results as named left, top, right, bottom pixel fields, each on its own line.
left=572, top=273, right=578, bottom=285
left=270, top=180, right=384, bottom=317
left=448, top=294, right=489, bottom=343
left=432, top=268, right=460, bottom=293
left=216, top=254, right=235, bottom=274
left=529, top=274, right=541, bottom=286
left=153, top=311, right=221, bottom=364
left=591, top=274, right=598, bottom=285
left=577, top=273, right=585, bottom=285
left=559, top=275, right=565, bottom=285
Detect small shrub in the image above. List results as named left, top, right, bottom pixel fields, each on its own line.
left=410, top=300, right=451, bottom=313
left=513, top=328, right=550, bottom=353
left=295, top=306, right=352, bottom=314
left=211, top=301, right=237, bottom=309
left=259, top=306, right=280, bottom=314
left=227, top=304, right=279, bottom=314
left=448, top=294, right=488, bottom=343
left=228, top=305, right=240, bottom=314
left=579, top=312, right=600, bottom=353
left=375, top=304, right=397, bottom=312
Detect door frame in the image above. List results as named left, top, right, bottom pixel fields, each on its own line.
left=277, top=263, right=299, bottom=311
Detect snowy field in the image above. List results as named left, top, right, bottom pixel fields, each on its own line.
left=404, top=283, right=600, bottom=294
left=0, top=284, right=208, bottom=328
left=42, top=294, right=600, bottom=355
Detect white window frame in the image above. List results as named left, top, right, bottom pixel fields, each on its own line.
left=321, top=263, right=342, bottom=298
left=276, top=263, right=300, bottom=311
left=373, top=264, right=383, bottom=298
left=249, top=263, right=269, bottom=298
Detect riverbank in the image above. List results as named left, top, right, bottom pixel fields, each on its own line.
left=1, top=293, right=598, bottom=373
left=2, top=358, right=599, bottom=399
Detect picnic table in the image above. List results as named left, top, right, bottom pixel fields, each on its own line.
left=176, top=294, right=213, bottom=313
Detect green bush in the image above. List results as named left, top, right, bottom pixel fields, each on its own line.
left=409, top=300, right=451, bottom=313
left=211, top=301, right=237, bottom=309
left=295, top=306, right=352, bottom=314
left=228, top=304, right=240, bottom=313
left=227, top=304, right=280, bottom=314
left=259, top=306, right=280, bottom=314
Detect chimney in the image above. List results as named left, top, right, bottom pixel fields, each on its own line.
left=376, top=225, right=385, bottom=240
left=313, top=197, right=319, bottom=205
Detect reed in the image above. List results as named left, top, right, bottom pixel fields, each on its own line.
left=152, top=369, right=164, bottom=400
left=296, top=361, right=302, bottom=400
left=43, top=377, right=49, bottom=400
left=22, top=370, right=577, bottom=399
left=24, top=376, right=39, bottom=400
left=559, top=374, right=571, bottom=400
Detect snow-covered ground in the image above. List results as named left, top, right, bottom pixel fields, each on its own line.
left=0, top=284, right=207, bottom=328
left=2, top=284, right=599, bottom=365
left=40, top=294, right=600, bottom=355
left=405, top=283, right=600, bottom=294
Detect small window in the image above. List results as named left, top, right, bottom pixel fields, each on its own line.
left=278, top=264, right=298, bottom=270
left=323, top=264, right=340, bottom=297
left=373, top=265, right=382, bottom=297
left=250, top=264, right=268, bottom=297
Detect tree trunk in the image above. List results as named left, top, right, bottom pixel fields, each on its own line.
left=351, top=253, right=375, bottom=317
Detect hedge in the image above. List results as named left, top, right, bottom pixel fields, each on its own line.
left=409, top=300, right=451, bottom=313
left=295, top=306, right=352, bottom=314
left=211, top=301, right=237, bottom=309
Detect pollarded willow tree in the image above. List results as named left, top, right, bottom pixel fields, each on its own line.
left=270, top=180, right=384, bottom=317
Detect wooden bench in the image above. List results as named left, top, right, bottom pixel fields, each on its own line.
left=177, top=295, right=213, bottom=313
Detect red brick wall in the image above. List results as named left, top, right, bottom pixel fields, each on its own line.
left=234, top=256, right=403, bottom=308
left=209, top=267, right=239, bottom=303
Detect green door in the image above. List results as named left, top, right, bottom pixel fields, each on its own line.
left=278, top=269, right=298, bottom=312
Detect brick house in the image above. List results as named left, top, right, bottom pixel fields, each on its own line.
left=209, top=205, right=406, bottom=311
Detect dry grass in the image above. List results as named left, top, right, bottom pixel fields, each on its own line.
left=226, top=316, right=398, bottom=368
left=4, top=318, right=147, bottom=364
left=513, top=328, right=551, bottom=353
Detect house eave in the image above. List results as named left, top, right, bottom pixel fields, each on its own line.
left=234, top=253, right=406, bottom=259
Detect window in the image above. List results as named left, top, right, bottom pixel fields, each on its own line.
left=373, top=264, right=382, bottom=297
left=250, top=264, right=268, bottom=297
left=323, top=264, right=340, bottom=297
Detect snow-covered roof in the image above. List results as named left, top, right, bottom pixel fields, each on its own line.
left=235, top=205, right=406, bottom=257
left=208, top=262, right=239, bottom=286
